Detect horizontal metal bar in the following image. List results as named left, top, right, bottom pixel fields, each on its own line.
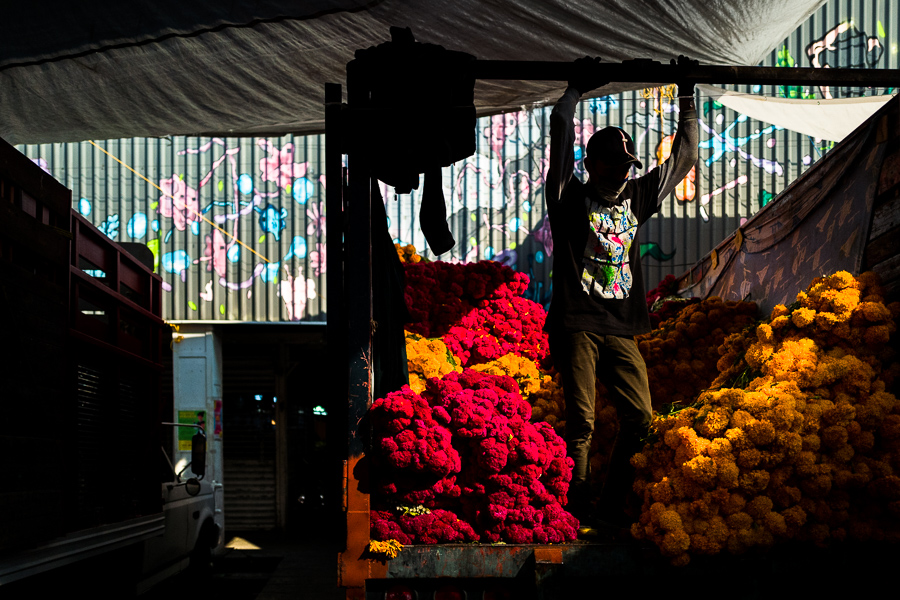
left=473, top=60, right=900, bottom=87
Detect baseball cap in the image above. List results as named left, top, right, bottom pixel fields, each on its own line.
left=586, top=126, right=643, bottom=169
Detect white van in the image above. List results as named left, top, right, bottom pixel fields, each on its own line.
left=138, top=426, right=221, bottom=593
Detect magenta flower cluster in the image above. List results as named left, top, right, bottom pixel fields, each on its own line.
left=403, top=261, right=549, bottom=367
left=370, top=370, right=578, bottom=544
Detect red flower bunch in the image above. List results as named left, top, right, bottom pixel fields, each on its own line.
left=370, top=386, right=461, bottom=477
left=646, top=274, right=700, bottom=329
left=646, top=274, right=679, bottom=308
left=370, top=370, right=578, bottom=544
left=404, top=261, right=548, bottom=367
left=371, top=509, right=479, bottom=545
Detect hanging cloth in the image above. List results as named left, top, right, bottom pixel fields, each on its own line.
left=419, top=167, right=456, bottom=255
left=371, top=180, right=411, bottom=400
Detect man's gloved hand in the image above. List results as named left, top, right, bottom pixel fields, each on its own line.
left=671, top=55, right=699, bottom=97
left=568, top=56, right=608, bottom=95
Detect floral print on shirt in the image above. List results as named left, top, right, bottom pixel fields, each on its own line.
left=580, top=198, right=638, bottom=299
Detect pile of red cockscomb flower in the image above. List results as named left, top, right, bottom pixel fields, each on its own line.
left=404, top=261, right=549, bottom=367
left=370, top=369, right=578, bottom=544
left=371, top=508, right=480, bottom=545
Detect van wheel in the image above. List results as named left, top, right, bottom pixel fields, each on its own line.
left=189, top=522, right=215, bottom=575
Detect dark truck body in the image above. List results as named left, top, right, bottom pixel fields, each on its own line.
left=327, top=46, right=900, bottom=599
left=0, top=136, right=171, bottom=590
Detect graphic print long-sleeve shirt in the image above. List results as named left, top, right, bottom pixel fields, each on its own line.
left=544, top=87, right=698, bottom=336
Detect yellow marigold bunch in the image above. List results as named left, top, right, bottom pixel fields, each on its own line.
left=405, top=331, right=462, bottom=394
left=787, top=270, right=898, bottom=349
left=630, top=271, right=900, bottom=566
left=367, top=539, right=404, bottom=559
left=471, top=353, right=548, bottom=400
left=637, top=297, right=759, bottom=409
left=527, top=370, right=566, bottom=435
left=395, top=243, right=425, bottom=264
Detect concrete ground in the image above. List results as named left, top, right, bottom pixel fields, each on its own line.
left=141, top=530, right=345, bottom=600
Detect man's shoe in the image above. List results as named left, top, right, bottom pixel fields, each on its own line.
left=580, top=518, right=632, bottom=542
left=594, top=508, right=633, bottom=531
left=575, top=516, right=632, bottom=542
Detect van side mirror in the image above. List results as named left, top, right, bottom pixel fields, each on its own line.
left=191, top=432, right=206, bottom=478
left=185, top=477, right=202, bottom=496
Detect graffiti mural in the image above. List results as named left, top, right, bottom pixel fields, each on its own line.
left=27, top=136, right=328, bottom=321
left=807, top=21, right=885, bottom=98
left=657, top=134, right=697, bottom=203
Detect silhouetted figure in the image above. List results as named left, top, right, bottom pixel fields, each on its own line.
left=544, top=56, right=699, bottom=533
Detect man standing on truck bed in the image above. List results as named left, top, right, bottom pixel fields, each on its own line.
left=545, top=56, right=698, bottom=534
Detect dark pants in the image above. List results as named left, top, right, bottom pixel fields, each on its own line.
left=549, top=330, right=652, bottom=522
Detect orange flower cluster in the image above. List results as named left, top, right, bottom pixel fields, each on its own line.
left=395, top=243, right=425, bottom=264
left=405, top=332, right=462, bottom=394
left=638, top=297, right=759, bottom=409
left=630, top=271, right=900, bottom=566
left=406, top=331, right=559, bottom=412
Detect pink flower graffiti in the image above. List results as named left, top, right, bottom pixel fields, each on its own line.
left=158, top=174, right=201, bottom=231
left=201, top=229, right=229, bottom=278
left=258, top=140, right=309, bottom=189
left=309, top=243, right=326, bottom=276
left=306, top=202, right=326, bottom=237
left=574, top=118, right=595, bottom=148
left=279, top=268, right=316, bottom=321
left=485, top=113, right=524, bottom=160
left=532, top=215, right=553, bottom=258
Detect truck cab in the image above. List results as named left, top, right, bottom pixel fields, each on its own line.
left=138, top=426, right=221, bottom=593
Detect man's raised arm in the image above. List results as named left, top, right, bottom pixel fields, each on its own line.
left=546, top=57, right=608, bottom=206
left=547, top=87, right=579, bottom=206
left=656, top=57, right=700, bottom=203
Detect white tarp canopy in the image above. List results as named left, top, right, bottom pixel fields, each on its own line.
left=698, top=84, right=896, bottom=141
left=0, top=0, right=827, bottom=144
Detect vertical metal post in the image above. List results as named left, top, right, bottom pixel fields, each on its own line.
left=324, top=83, right=345, bottom=481
left=332, top=73, right=376, bottom=597
left=342, top=140, right=374, bottom=600
left=345, top=180, right=373, bottom=451
left=325, top=81, right=352, bottom=559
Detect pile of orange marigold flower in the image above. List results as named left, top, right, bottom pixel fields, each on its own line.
left=630, top=271, right=900, bottom=565
left=639, top=297, right=760, bottom=409
left=528, top=372, right=567, bottom=435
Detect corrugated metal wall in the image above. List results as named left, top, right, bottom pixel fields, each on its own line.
left=23, top=137, right=328, bottom=322
left=19, top=0, right=899, bottom=322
